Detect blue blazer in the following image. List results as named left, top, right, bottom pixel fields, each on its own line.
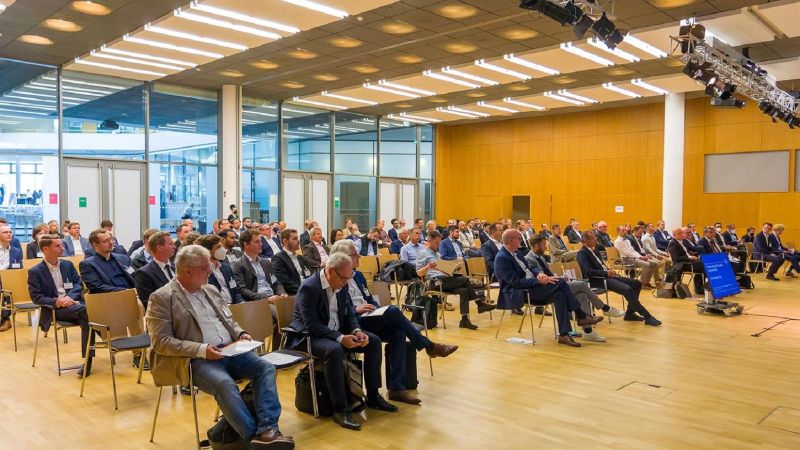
left=133, top=259, right=171, bottom=308
left=28, top=260, right=83, bottom=331
left=753, top=232, right=774, bottom=257
left=79, top=253, right=135, bottom=293
left=697, top=237, right=718, bottom=254
left=654, top=230, right=671, bottom=251
left=11, top=237, right=21, bottom=252
left=208, top=263, right=244, bottom=304
left=62, top=236, right=92, bottom=256
left=388, top=228, right=399, bottom=242
left=439, top=238, right=463, bottom=261
left=259, top=236, right=282, bottom=259
left=768, top=234, right=787, bottom=252
left=351, top=271, right=378, bottom=309
left=682, top=239, right=702, bottom=255
left=3, top=245, right=23, bottom=269
left=288, top=272, right=360, bottom=349
left=493, top=246, right=542, bottom=310
left=479, top=240, right=500, bottom=278
left=389, top=239, right=403, bottom=255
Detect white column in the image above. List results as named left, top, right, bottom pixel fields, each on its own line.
left=662, top=92, right=685, bottom=229
left=220, top=84, right=241, bottom=214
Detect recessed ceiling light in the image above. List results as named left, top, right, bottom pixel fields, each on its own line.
left=314, top=73, right=338, bottom=81
left=648, top=0, right=696, bottom=9
left=552, top=76, right=577, bottom=85
left=501, top=28, right=538, bottom=40
left=606, top=67, right=635, bottom=76
left=441, top=42, right=478, bottom=54
left=329, top=36, right=362, bottom=48
left=43, top=19, right=83, bottom=32
left=220, top=70, right=245, bottom=78
left=508, top=84, right=530, bottom=91
left=287, top=49, right=318, bottom=59
left=396, top=103, right=413, bottom=108
left=624, top=34, right=668, bottom=58
left=350, top=64, right=379, bottom=74
left=71, top=1, right=111, bottom=16
left=429, top=98, right=448, bottom=103
left=466, top=91, right=486, bottom=98
left=395, top=54, right=423, bottom=64
left=379, top=20, right=417, bottom=35
left=281, top=81, right=306, bottom=89
left=436, top=4, right=478, bottom=19
left=250, top=60, right=279, bottom=70
left=18, top=35, right=53, bottom=45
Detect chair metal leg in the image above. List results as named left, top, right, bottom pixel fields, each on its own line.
left=11, top=310, right=17, bottom=352
left=306, top=339, right=319, bottom=418
left=189, top=365, right=201, bottom=450
left=109, top=347, right=119, bottom=410
left=530, top=305, right=537, bottom=345
left=518, top=307, right=526, bottom=333
left=79, top=335, right=93, bottom=398
left=537, top=306, right=546, bottom=328
left=494, top=309, right=506, bottom=339
left=55, top=324, right=62, bottom=375
left=150, top=386, right=163, bottom=442
left=63, top=327, right=69, bottom=344
left=421, top=308, right=433, bottom=377
left=32, top=321, right=40, bottom=367
left=137, top=351, right=146, bottom=384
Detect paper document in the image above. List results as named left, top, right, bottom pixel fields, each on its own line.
left=262, top=351, right=305, bottom=366
left=506, top=337, right=534, bottom=345
left=361, top=305, right=390, bottom=317
left=219, top=340, right=263, bottom=357
left=435, top=259, right=464, bottom=275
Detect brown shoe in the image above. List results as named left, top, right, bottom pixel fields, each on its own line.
left=0, top=319, right=11, bottom=332
left=557, top=335, right=582, bottom=347
left=426, top=343, right=458, bottom=358
left=443, top=302, right=455, bottom=311
left=576, top=315, right=604, bottom=327
left=251, top=429, right=294, bottom=450
left=388, top=389, right=421, bottom=405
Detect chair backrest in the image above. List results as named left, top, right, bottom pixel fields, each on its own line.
left=22, top=258, right=42, bottom=269
left=744, top=242, right=753, bottom=254
left=61, top=255, right=83, bottom=273
left=548, top=262, right=565, bottom=276
left=0, top=268, right=32, bottom=304
left=377, top=253, right=399, bottom=270
left=360, top=255, right=379, bottom=277
left=377, top=247, right=389, bottom=256
left=561, top=260, right=584, bottom=280
left=472, top=238, right=481, bottom=248
left=229, top=299, right=272, bottom=346
left=370, top=281, right=393, bottom=307
left=465, top=256, right=488, bottom=277
left=566, top=242, right=582, bottom=251
left=273, top=296, right=296, bottom=330
left=83, top=289, right=142, bottom=340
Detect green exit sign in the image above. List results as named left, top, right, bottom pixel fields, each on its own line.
left=78, top=197, right=87, bottom=208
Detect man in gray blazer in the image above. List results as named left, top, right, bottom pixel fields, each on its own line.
left=548, top=224, right=578, bottom=263
left=146, top=245, right=293, bottom=449
left=62, top=222, right=92, bottom=256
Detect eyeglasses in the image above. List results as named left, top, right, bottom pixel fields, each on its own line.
left=349, top=253, right=360, bottom=258
left=332, top=267, right=353, bottom=280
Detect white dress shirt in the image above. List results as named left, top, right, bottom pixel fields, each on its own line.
left=71, top=238, right=84, bottom=255
left=178, top=282, right=232, bottom=358
left=45, top=259, right=67, bottom=297
left=0, top=244, right=9, bottom=269
left=614, top=236, right=643, bottom=260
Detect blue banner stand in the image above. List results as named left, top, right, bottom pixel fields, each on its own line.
left=696, top=253, right=744, bottom=317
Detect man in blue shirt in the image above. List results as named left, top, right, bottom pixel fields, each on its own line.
left=400, top=229, right=424, bottom=265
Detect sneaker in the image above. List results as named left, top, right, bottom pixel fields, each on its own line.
left=567, top=330, right=582, bottom=338
left=603, top=307, right=625, bottom=318
left=458, top=318, right=478, bottom=330
left=583, top=331, right=607, bottom=342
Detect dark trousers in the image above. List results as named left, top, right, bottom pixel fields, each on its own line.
left=358, top=306, right=431, bottom=391
left=527, top=279, right=582, bottom=335
left=1, top=295, right=9, bottom=321
left=306, top=330, right=382, bottom=413
left=438, top=276, right=478, bottom=315
left=782, top=253, right=800, bottom=273
left=685, top=261, right=706, bottom=294
left=602, top=277, right=652, bottom=319
left=55, top=303, right=95, bottom=366
left=762, top=254, right=784, bottom=276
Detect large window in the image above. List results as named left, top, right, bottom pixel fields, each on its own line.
left=0, top=59, right=60, bottom=241
left=335, top=112, right=377, bottom=176
left=149, top=84, right=218, bottom=233
left=420, top=125, right=433, bottom=180
left=335, top=175, right=376, bottom=232
left=380, top=123, right=417, bottom=178
left=242, top=98, right=280, bottom=223
left=284, top=104, right=331, bottom=172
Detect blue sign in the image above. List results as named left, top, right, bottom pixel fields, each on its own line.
left=700, top=252, right=741, bottom=299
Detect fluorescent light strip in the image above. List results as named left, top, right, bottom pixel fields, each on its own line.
left=422, top=70, right=480, bottom=89
left=291, top=97, right=347, bottom=110
left=502, top=98, right=546, bottom=111
left=624, top=35, right=667, bottom=58
left=42, top=75, right=127, bottom=90
left=0, top=120, right=22, bottom=125
left=631, top=79, right=668, bottom=95
left=282, top=107, right=313, bottom=115
left=602, top=82, right=641, bottom=98
left=101, top=48, right=197, bottom=67
left=190, top=3, right=299, bottom=34
left=502, top=54, right=560, bottom=76
left=282, top=0, right=348, bottom=18
left=378, top=81, right=435, bottom=97
left=32, top=82, right=112, bottom=96
left=544, top=91, right=584, bottom=106
left=5, top=95, right=56, bottom=103
left=557, top=90, right=598, bottom=104
left=587, top=38, right=640, bottom=63
left=363, top=83, right=420, bottom=99
left=321, top=91, right=377, bottom=105
left=62, top=88, right=105, bottom=97
left=475, top=59, right=531, bottom=80
left=297, top=127, right=328, bottom=134
left=388, top=115, right=430, bottom=125
left=442, top=67, right=499, bottom=85
left=334, top=126, right=364, bottom=133
left=244, top=110, right=277, bottom=117
left=448, top=106, right=489, bottom=117
left=0, top=108, right=49, bottom=116
left=91, top=51, right=184, bottom=71
left=477, top=102, right=518, bottom=113
left=400, top=113, right=440, bottom=123
left=560, top=42, right=614, bottom=66
left=124, top=35, right=223, bottom=59
left=145, top=24, right=249, bottom=50
left=73, top=58, right=167, bottom=77
left=436, top=107, right=479, bottom=118
left=0, top=100, right=53, bottom=110
left=175, top=10, right=281, bottom=40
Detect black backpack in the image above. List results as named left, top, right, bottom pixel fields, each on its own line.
left=206, top=383, right=255, bottom=450
left=737, top=274, right=755, bottom=289
left=404, top=279, right=438, bottom=328
left=380, top=260, right=418, bottom=282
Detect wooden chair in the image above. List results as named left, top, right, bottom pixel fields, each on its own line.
left=32, top=296, right=83, bottom=375
left=377, top=247, right=390, bottom=256
left=0, top=268, right=39, bottom=351
left=80, top=289, right=150, bottom=410
left=471, top=238, right=481, bottom=248
left=377, top=253, right=399, bottom=277
left=61, top=255, right=84, bottom=274
left=359, top=255, right=380, bottom=284
left=22, top=258, right=42, bottom=269
left=744, top=242, right=766, bottom=274
left=273, top=296, right=320, bottom=417
left=423, top=279, right=451, bottom=330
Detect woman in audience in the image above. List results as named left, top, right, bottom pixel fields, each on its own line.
left=329, top=228, right=344, bottom=244
left=343, top=218, right=353, bottom=237
left=195, top=234, right=243, bottom=304
left=26, top=224, right=48, bottom=259
left=743, top=227, right=756, bottom=243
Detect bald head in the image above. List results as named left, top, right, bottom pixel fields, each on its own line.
left=501, top=229, right=523, bottom=252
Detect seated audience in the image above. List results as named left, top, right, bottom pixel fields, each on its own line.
left=99, top=219, right=127, bottom=255
left=667, top=228, right=706, bottom=294
left=686, top=223, right=701, bottom=244
left=298, top=220, right=314, bottom=247
left=594, top=221, right=614, bottom=249
left=654, top=220, right=672, bottom=251
left=302, top=227, right=330, bottom=272
left=219, top=229, right=243, bottom=263
left=271, top=229, right=312, bottom=295
left=399, top=228, right=424, bottom=266
left=329, top=228, right=344, bottom=246
left=421, top=220, right=437, bottom=240
left=194, top=234, right=243, bottom=305
left=698, top=226, right=742, bottom=274
left=375, top=219, right=390, bottom=248
left=79, top=229, right=135, bottom=294
left=132, top=231, right=175, bottom=311
left=642, top=223, right=671, bottom=261
left=614, top=226, right=660, bottom=288
left=539, top=224, right=552, bottom=239
left=771, top=224, right=800, bottom=277
left=565, top=219, right=582, bottom=244
left=288, top=252, right=398, bottom=431
left=259, top=223, right=283, bottom=259
left=145, top=245, right=293, bottom=449
left=387, top=218, right=401, bottom=242
left=23, top=224, right=46, bottom=259
left=355, top=228, right=380, bottom=256
left=47, top=219, right=63, bottom=239
left=130, top=228, right=160, bottom=270
left=630, top=225, right=667, bottom=274
left=480, top=222, right=503, bottom=279
left=722, top=224, right=741, bottom=246
left=577, top=231, right=661, bottom=326
left=174, top=223, right=190, bottom=252
left=548, top=224, right=578, bottom=263
left=439, top=225, right=466, bottom=260
left=62, top=222, right=92, bottom=256
left=754, top=222, right=786, bottom=281
left=742, top=227, right=756, bottom=243
left=0, top=225, right=23, bottom=332
left=389, top=228, right=408, bottom=255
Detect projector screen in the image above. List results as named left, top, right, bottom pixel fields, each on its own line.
left=704, top=150, right=789, bottom=193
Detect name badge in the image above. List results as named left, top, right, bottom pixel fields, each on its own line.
left=64, top=282, right=74, bottom=290
left=11, top=263, right=20, bottom=269
left=37, top=252, right=43, bottom=257
left=125, top=266, right=135, bottom=274
left=303, top=268, right=311, bottom=277
left=228, top=279, right=237, bottom=288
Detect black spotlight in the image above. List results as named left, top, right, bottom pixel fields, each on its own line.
left=591, top=12, right=616, bottom=39
left=99, top=119, right=119, bottom=130
left=678, top=23, right=705, bottom=54
left=759, top=100, right=773, bottom=114
left=604, top=28, right=627, bottom=50
left=573, top=14, right=594, bottom=39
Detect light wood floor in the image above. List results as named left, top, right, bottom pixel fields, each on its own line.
left=2, top=279, right=800, bottom=450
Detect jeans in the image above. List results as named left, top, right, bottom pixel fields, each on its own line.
left=191, top=352, right=281, bottom=442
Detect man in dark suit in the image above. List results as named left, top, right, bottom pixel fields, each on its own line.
left=133, top=231, right=175, bottom=310
left=356, top=228, right=380, bottom=257
left=722, top=224, right=740, bottom=246
left=494, top=230, right=603, bottom=347
left=302, top=227, right=330, bottom=273
left=298, top=220, right=315, bottom=248
left=259, top=223, right=282, bottom=259
left=80, top=229, right=135, bottom=294
left=754, top=222, right=787, bottom=281
left=272, top=229, right=312, bottom=295
left=62, top=222, right=92, bottom=256
left=771, top=224, right=800, bottom=277
left=389, top=228, right=407, bottom=255
left=654, top=220, right=672, bottom=251
left=289, top=252, right=397, bottom=430
left=387, top=218, right=400, bottom=242
left=594, top=221, right=614, bottom=250
left=667, top=228, right=706, bottom=294
left=28, top=235, right=94, bottom=378
left=686, top=223, right=701, bottom=244
left=480, top=222, right=503, bottom=279
left=698, top=226, right=742, bottom=274
left=565, top=220, right=582, bottom=244
left=100, top=219, right=127, bottom=255
left=439, top=225, right=465, bottom=260
left=219, top=229, right=243, bottom=264
left=680, top=227, right=703, bottom=255
left=577, top=231, right=661, bottom=326
left=0, top=224, right=23, bottom=331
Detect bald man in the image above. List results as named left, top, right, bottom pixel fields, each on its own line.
left=667, top=228, right=705, bottom=295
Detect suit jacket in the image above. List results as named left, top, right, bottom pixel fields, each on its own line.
left=110, top=236, right=127, bottom=255
left=493, top=246, right=542, bottom=310
left=358, top=236, right=379, bottom=256
left=768, top=234, right=788, bottom=252
left=79, top=253, right=135, bottom=293
left=540, top=230, right=553, bottom=239
left=128, top=239, right=144, bottom=257
left=698, top=237, right=722, bottom=254
left=272, top=250, right=311, bottom=295
left=667, top=239, right=694, bottom=265
left=682, top=239, right=701, bottom=255
left=566, top=228, right=581, bottom=244
left=208, top=263, right=244, bottom=304
left=28, top=260, right=83, bottom=331
left=288, top=272, right=360, bottom=349
left=299, top=230, right=311, bottom=248
left=302, top=242, right=329, bottom=272
left=439, top=237, right=464, bottom=260
left=387, top=228, right=399, bottom=242
left=742, top=233, right=755, bottom=243
left=654, top=230, right=671, bottom=251
left=722, top=231, right=739, bottom=246
left=576, top=246, right=610, bottom=288
left=596, top=231, right=613, bottom=249
left=133, top=259, right=173, bottom=308
left=524, top=251, right=554, bottom=276
left=350, top=271, right=378, bottom=309
left=389, top=239, right=403, bottom=255
left=146, top=279, right=244, bottom=386
left=130, top=247, right=153, bottom=270
left=548, top=235, right=576, bottom=262
left=480, top=239, right=501, bottom=278
left=477, top=229, right=489, bottom=244
left=26, top=241, right=42, bottom=259
left=259, top=236, right=282, bottom=259
left=2, top=245, right=23, bottom=269
left=62, top=236, right=92, bottom=256
left=231, top=256, right=286, bottom=301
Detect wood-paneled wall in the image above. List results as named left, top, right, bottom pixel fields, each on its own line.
left=435, top=98, right=800, bottom=242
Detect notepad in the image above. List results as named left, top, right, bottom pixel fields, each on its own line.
left=361, top=305, right=390, bottom=317
left=219, top=340, right=262, bottom=357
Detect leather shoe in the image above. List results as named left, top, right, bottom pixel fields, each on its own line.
left=0, top=319, right=10, bottom=332
left=511, top=308, right=524, bottom=316
left=576, top=315, right=604, bottom=326
left=180, top=385, right=192, bottom=396
left=443, top=302, right=455, bottom=311
left=766, top=274, right=780, bottom=281
left=644, top=317, right=662, bottom=326
left=476, top=301, right=496, bottom=313
left=388, top=390, right=421, bottom=405
left=623, top=314, right=645, bottom=321
left=534, top=307, right=552, bottom=316
left=785, top=272, right=798, bottom=278
left=459, top=318, right=478, bottom=330
left=76, top=364, right=91, bottom=379
left=426, top=342, right=458, bottom=358
left=250, top=429, right=295, bottom=450
left=332, top=412, right=361, bottom=431
left=557, top=335, right=582, bottom=347
left=366, top=394, right=398, bottom=412
left=133, top=354, right=150, bottom=371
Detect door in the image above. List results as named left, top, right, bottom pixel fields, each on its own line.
left=379, top=178, right=417, bottom=224
left=281, top=173, right=331, bottom=234
left=63, top=158, right=146, bottom=248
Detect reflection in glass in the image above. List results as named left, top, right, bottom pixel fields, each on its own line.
left=284, top=103, right=330, bottom=172
left=334, top=112, right=376, bottom=176
left=335, top=175, right=376, bottom=232
left=380, top=122, right=417, bottom=178
left=420, top=125, right=433, bottom=179
left=242, top=98, right=280, bottom=223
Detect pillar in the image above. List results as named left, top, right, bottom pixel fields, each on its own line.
left=220, top=84, right=241, bottom=216
left=662, top=92, right=685, bottom=229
